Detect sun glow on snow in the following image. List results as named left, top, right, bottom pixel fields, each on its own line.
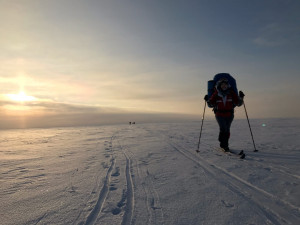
left=6, top=91, right=37, bottom=102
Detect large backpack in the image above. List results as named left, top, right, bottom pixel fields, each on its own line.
left=207, top=73, right=238, bottom=99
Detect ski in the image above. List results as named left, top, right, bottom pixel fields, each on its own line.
left=196, top=148, right=246, bottom=159
left=220, top=148, right=246, bottom=159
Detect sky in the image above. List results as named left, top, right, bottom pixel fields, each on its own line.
left=0, top=0, right=300, bottom=129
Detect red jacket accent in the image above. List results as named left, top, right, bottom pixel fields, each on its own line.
left=209, top=89, right=240, bottom=117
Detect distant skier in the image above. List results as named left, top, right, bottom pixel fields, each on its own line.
left=204, top=78, right=245, bottom=151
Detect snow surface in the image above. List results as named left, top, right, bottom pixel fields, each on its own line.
left=1, top=118, right=300, bottom=225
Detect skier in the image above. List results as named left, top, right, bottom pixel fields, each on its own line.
left=204, top=78, right=245, bottom=151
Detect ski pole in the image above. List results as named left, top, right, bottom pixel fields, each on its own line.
left=243, top=100, right=258, bottom=152
left=196, top=101, right=206, bottom=153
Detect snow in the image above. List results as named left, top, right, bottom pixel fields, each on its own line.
left=1, top=118, right=300, bottom=225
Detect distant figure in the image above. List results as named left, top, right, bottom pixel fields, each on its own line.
left=132, top=122, right=135, bottom=124
left=129, top=122, right=132, bottom=125
left=205, top=78, right=244, bottom=151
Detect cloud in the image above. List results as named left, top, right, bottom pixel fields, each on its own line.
left=0, top=97, right=121, bottom=114
left=0, top=99, right=197, bottom=129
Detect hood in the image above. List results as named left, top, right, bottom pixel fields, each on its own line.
left=216, top=79, right=231, bottom=96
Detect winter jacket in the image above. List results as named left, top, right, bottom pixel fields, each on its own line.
left=208, top=88, right=243, bottom=117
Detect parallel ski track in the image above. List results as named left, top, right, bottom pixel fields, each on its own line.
left=126, top=149, right=165, bottom=225
left=104, top=132, right=135, bottom=225
left=242, top=150, right=300, bottom=180
left=169, top=130, right=300, bottom=183
left=168, top=140, right=300, bottom=225
left=84, top=156, right=115, bottom=225
left=73, top=138, right=114, bottom=225
left=202, top=140, right=300, bottom=186
left=117, top=127, right=165, bottom=225
left=113, top=130, right=135, bottom=225
left=121, top=149, right=135, bottom=225
left=206, top=142, right=300, bottom=180
left=85, top=132, right=135, bottom=225
left=127, top=149, right=152, bottom=225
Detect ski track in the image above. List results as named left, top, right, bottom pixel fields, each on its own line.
left=84, top=158, right=115, bottom=225
left=205, top=141, right=300, bottom=184
left=243, top=151, right=300, bottom=180
left=167, top=139, right=300, bottom=225
left=126, top=149, right=165, bottom=225
left=3, top=124, right=298, bottom=225
left=84, top=126, right=299, bottom=225
left=84, top=131, right=136, bottom=225
left=120, top=149, right=135, bottom=225
left=115, top=127, right=165, bottom=225
left=129, top=150, right=152, bottom=225
left=72, top=139, right=115, bottom=225
left=144, top=169, right=165, bottom=225
left=168, top=130, right=300, bottom=189
left=84, top=143, right=115, bottom=225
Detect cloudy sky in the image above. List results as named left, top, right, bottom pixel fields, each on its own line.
left=1, top=0, right=299, bottom=128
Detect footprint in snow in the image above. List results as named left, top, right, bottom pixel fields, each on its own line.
left=109, top=186, right=118, bottom=191
left=112, top=208, right=121, bottom=215
left=112, top=167, right=120, bottom=177
left=221, top=200, right=234, bottom=208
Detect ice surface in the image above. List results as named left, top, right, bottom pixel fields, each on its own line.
left=1, top=119, right=299, bottom=225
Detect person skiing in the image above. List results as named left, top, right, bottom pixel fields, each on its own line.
left=204, top=78, right=245, bottom=151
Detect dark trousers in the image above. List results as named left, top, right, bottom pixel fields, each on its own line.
left=216, top=115, right=234, bottom=148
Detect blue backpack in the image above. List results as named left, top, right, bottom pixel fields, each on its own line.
left=207, top=73, right=238, bottom=99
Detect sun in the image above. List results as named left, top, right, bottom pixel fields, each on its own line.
left=6, top=91, right=37, bottom=102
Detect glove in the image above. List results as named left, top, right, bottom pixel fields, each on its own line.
left=239, top=91, right=245, bottom=98
left=204, top=95, right=209, bottom=101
